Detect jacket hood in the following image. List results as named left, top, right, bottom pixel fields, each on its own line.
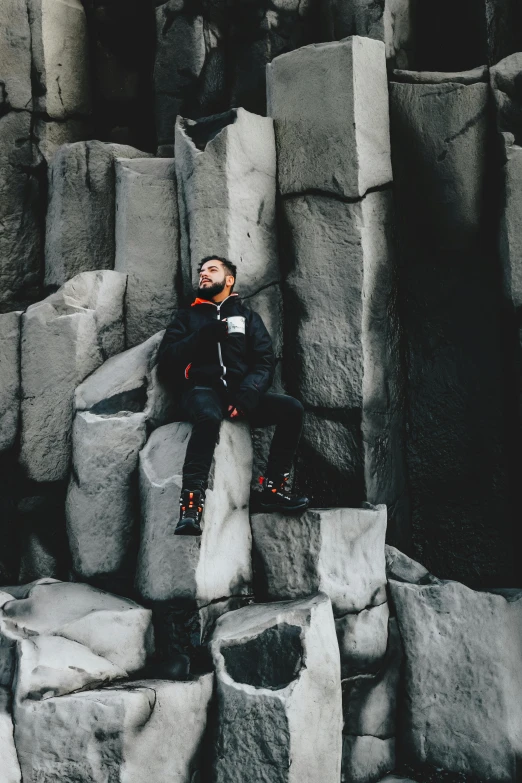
left=191, top=293, right=240, bottom=307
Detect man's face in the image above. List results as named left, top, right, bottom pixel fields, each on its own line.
left=197, top=260, right=233, bottom=300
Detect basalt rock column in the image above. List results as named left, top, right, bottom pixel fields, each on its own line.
left=136, top=420, right=253, bottom=661
left=0, top=688, right=20, bottom=783
left=211, top=593, right=342, bottom=783
left=390, top=69, right=514, bottom=584
left=268, top=37, right=408, bottom=544
left=19, top=270, right=126, bottom=483
left=45, top=141, right=153, bottom=288
left=115, top=158, right=180, bottom=348
left=154, top=0, right=227, bottom=154
left=0, top=0, right=92, bottom=310
left=390, top=578, right=522, bottom=779
left=0, top=313, right=21, bottom=453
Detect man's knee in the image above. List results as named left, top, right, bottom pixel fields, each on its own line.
left=283, top=395, right=304, bottom=418
left=192, top=402, right=223, bottom=427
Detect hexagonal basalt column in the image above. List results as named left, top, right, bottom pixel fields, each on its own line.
left=211, top=593, right=342, bottom=783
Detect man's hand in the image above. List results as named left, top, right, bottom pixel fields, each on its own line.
left=227, top=405, right=245, bottom=420
left=198, top=319, right=228, bottom=343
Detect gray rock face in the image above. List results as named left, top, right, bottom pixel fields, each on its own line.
left=175, top=108, right=278, bottom=298
left=15, top=675, right=213, bottom=783
left=115, top=158, right=180, bottom=348
left=0, top=110, right=41, bottom=309
left=491, top=54, right=522, bottom=143
left=390, top=579, right=522, bottom=780
left=341, top=736, right=395, bottom=783
left=320, top=0, right=415, bottom=70
left=136, top=420, right=253, bottom=605
left=0, top=687, right=20, bottom=783
left=390, top=70, right=514, bottom=583
left=0, top=580, right=153, bottom=680
left=66, top=410, right=147, bottom=582
left=251, top=505, right=387, bottom=613
left=45, top=141, right=153, bottom=287
left=14, top=635, right=125, bottom=702
left=385, top=544, right=438, bottom=585
left=336, top=602, right=389, bottom=678
left=75, top=330, right=172, bottom=429
left=267, top=37, right=392, bottom=198
left=0, top=312, right=21, bottom=452
left=211, top=593, right=342, bottom=783
left=500, top=139, right=522, bottom=312
left=154, top=0, right=225, bottom=150
left=19, top=271, right=126, bottom=482
left=0, top=0, right=32, bottom=111
left=28, top=0, right=91, bottom=120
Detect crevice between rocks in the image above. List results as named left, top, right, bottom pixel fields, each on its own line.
left=281, top=181, right=393, bottom=205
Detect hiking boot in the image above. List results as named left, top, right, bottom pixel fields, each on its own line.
left=176, top=489, right=205, bottom=536
left=254, top=473, right=309, bottom=514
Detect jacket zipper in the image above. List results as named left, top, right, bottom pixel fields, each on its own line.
left=210, top=295, right=236, bottom=388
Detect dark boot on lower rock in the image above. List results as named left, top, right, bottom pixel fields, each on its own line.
left=253, top=473, right=309, bottom=514
left=176, top=489, right=205, bottom=536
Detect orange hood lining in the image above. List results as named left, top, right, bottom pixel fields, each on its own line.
left=191, top=293, right=239, bottom=307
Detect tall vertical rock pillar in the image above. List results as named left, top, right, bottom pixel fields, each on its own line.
left=390, top=69, right=514, bottom=584
left=268, top=37, right=408, bottom=547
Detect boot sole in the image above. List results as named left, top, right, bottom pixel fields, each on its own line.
left=175, top=522, right=202, bottom=536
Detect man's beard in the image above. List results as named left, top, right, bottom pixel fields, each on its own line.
left=196, top=279, right=226, bottom=300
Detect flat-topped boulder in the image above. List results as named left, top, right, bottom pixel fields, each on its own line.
left=267, top=36, right=392, bottom=198
left=211, top=593, right=342, bottom=783
left=0, top=580, right=153, bottom=679
left=66, top=410, right=147, bottom=583
left=15, top=675, right=213, bottom=783
left=19, top=270, right=126, bottom=482
left=389, top=579, right=522, bottom=780
left=251, top=505, right=387, bottom=613
left=175, top=108, right=278, bottom=298
left=114, top=158, right=180, bottom=348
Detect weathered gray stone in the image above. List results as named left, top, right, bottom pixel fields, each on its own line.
left=33, top=116, right=91, bottom=164
left=14, top=635, right=125, bottom=702
left=0, top=579, right=153, bottom=674
left=154, top=0, right=225, bottom=149
left=75, top=330, right=172, bottom=429
left=389, top=579, right=522, bottom=779
left=0, top=312, right=21, bottom=452
left=336, top=602, right=389, bottom=678
left=211, top=593, right=342, bottom=783
left=244, top=283, right=283, bottom=359
left=394, top=65, right=489, bottom=84
left=45, top=141, right=153, bottom=287
left=115, top=158, right=180, bottom=348
left=0, top=110, right=41, bottom=309
left=136, top=420, right=253, bottom=604
left=341, top=735, right=395, bottom=783
left=342, top=618, right=402, bottom=737
left=500, top=138, right=522, bottom=309
left=251, top=506, right=387, bottom=613
left=389, top=74, right=488, bottom=251
left=15, top=675, right=213, bottom=783
left=28, top=0, right=91, bottom=120
left=491, top=54, right=522, bottom=143
left=267, top=37, right=392, bottom=198
left=175, top=108, right=278, bottom=297
left=390, top=71, right=513, bottom=583
left=20, top=271, right=126, bottom=482
left=66, top=410, right=147, bottom=581
left=0, top=687, right=20, bottom=783
left=0, top=0, right=32, bottom=110
left=320, top=0, right=415, bottom=70
left=385, top=544, right=438, bottom=584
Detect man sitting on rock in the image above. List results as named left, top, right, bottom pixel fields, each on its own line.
left=157, top=255, right=309, bottom=536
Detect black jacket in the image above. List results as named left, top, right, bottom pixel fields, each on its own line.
left=157, top=294, right=275, bottom=412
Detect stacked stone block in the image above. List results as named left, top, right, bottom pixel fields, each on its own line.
left=389, top=68, right=514, bottom=584
left=114, top=158, right=180, bottom=348
left=268, top=37, right=408, bottom=545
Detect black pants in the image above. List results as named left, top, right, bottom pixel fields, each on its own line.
left=181, top=385, right=304, bottom=492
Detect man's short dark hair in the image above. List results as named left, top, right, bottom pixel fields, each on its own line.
left=198, top=256, right=237, bottom=290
